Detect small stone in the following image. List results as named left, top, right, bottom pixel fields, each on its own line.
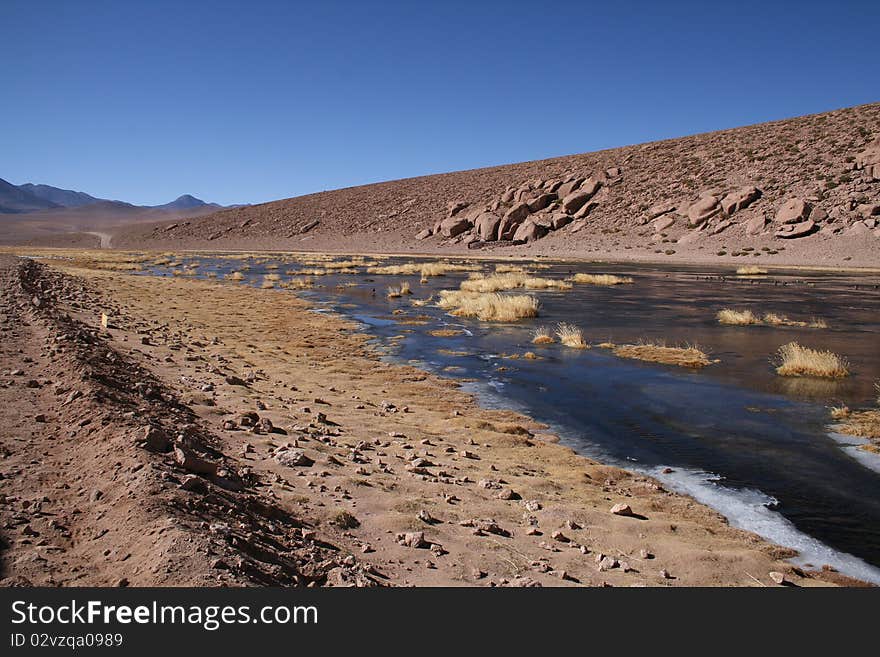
left=769, top=571, right=787, bottom=585
left=610, top=503, right=633, bottom=517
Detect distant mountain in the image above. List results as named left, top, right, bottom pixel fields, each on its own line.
left=151, top=194, right=218, bottom=211
left=18, top=183, right=105, bottom=208
left=0, top=179, right=225, bottom=215
left=0, top=177, right=60, bottom=213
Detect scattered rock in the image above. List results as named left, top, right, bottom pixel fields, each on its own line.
left=274, top=448, right=314, bottom=467
left=610, top=503, right=634, bottom=516
left=775, top=198, right=811, bottom=224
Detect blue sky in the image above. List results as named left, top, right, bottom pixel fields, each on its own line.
left=2, top=0, right=877, bottom=206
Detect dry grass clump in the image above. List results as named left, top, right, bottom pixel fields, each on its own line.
left=736, top=266, right=768, bottom=275
left=612, top=341, right=713, bottom=368
left=831, top=385, right=880, bottom=450
left=717, top=308, right=761, bottom=325
left=763, top=313, right=828, bottom=329
left=260, top=280, right=276, bottom=289
left=460, top=272, right=571, bottom=293
left=774, top=342, right=849, bottom=378
left=717, top=309, right=828, bottom=329
left=495, top=264, right=528, bottom=273
left=368, top=262, right=480, bottom=277
left=428, top=328, right=464, bottom=337
left=555, top=323, right=588, bottom=349
left=387, top=281, right=413, bottom=298
left=264, top=273, right=281, bottom=281
left=226, top=271, right=245, bottom=281
left=298, top=268, right=329, bottom=275
left=567, top=273, right=634, bottom=285
left=436, top=290, right=539, bottom=321
left=281, top=276, right=313, bottom=289
left=531, top=326, right=555, bottom=344
left=411, top=296, right=434, bottom=307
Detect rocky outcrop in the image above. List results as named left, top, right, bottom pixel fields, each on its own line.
left=474, top=212, right=502, bottom=241
left=439, top=215, right=472, bottom=238
left=686, top=196, right=721, bottom=227
left=512, top=219, right=547, bottom=243
left=720, top=186, right=761, bottom=215
left=528, top=193, right=556, bottom=213
left=561, top=190, right=592, bottom=214
left=498, top=202, right=532, bottom=240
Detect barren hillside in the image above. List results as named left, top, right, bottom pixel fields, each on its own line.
left=118, top=103, right=880, bottom=267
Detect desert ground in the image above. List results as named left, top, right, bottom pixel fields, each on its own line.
left=1, top=248, right=871, bottom=587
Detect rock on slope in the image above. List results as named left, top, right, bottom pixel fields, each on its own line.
left=119, top=103, right=880, bottom=263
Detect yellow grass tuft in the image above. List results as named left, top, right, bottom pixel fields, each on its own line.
left=428, top=328, right=464, bottom=337
left=264, top=273, right=281, bottom=281
left=567, top=273, right=634, bottom=285
left=531, top=326, right=555, bottom=344
left=736, top=266, right=768, bottom=275
left=387, top=281, right=413, bottom=298
left=717, top=309, right=828, bottom=329
left=460, top=273, right=571, bottom=293
left=613, top=341, right=713, bottom=368
left=555, top=323, right=588, bottom=349
left=411, top=296, right=434, bottom=307
left=437, top=290, right=539, bottom=322
left=717, top=308, right=760, bottom=325
left=774, top=342, right=849, bottom=378
left=226, top=271, right=245, bottom=281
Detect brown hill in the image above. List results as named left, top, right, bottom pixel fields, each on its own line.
left=115, top=103, right=880, bottom=267
left=0, top=201, right=222, bottom=248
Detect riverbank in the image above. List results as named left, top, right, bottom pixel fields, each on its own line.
left=1, top=251, right=869, bottom=586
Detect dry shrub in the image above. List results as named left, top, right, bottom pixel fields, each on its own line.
left=437, top=290, right=539, bottom=321
left=387, top=281, right=413, bottom=298
left=717, top=308, right=760, bottom=325
left=774, top=342, right=849, bottom=378
left=555, top=323, right=588, bottom=349
left=717, top=309, right=828, bottom=328
left=531, top=326, right=555, bottom=344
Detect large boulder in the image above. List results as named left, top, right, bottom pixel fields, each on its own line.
left=550, top=212, right=573, bottom=230
left=498, top=202, right=532, bottom=240
left=439, top=216, right=472, bottom=238
left=775, top=198, right=811, bottom=224
left=573, top=201, right=597, bottom=219
left=512, top=219, right=548, bottom=243
left=721, top=186, right=761, bottom=215
left=775, top=220, right=817, bottom=239
left=447, top=200, right=469, bottom=216
left=579, top=178, right=602, bottom=197
left=556, top=178, right=584, bottom=198
left=857, top=203, right=880, bottom=219
left=648, top=203, right=675, bottom=219
left=561, top=190, right=591, bottom=214
left=687, top=196, right=721, bottom=226
left=528, top=193, right=557, bottom=213
left=474, top=212, right=502, bottom=241
left=746, top=215, right=768, bottom=235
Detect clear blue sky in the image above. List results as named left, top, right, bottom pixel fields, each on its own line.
left=2, top=0, right=877, bottom=206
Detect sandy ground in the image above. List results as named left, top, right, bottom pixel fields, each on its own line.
left=1, top=251, right=869, bottom=587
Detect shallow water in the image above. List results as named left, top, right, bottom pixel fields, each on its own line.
left=138, top=254, right=880, bottom=582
